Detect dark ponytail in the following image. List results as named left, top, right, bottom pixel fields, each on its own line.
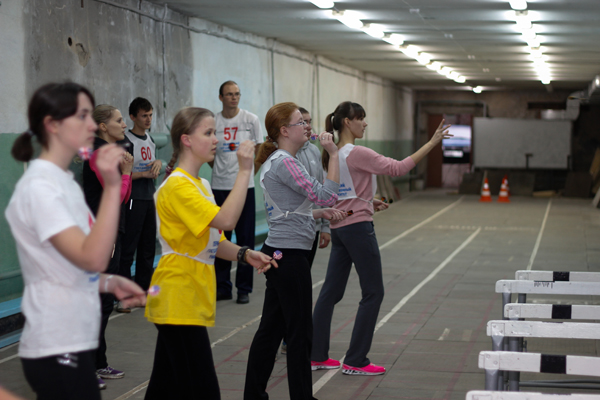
left=11, top=82, right=95, bottom=162
left=321, top=101, right=366, bottom=171
left=11, top=131, right=35, bottom=162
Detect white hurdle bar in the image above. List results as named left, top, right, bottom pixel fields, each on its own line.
left=479, top=351, right=600, bottom=391
left=467, top=390, right=600, bottom=400
left=487, top=320, right=600, bottom=390
left=495, top=280, right=600, bottom=320
left=505, top=303, right=600, bottom=320
left=515, top=270, right=600, bottom=283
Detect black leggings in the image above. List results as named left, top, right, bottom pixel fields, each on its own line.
left=21, top=349, right=100, bottom=400
left=244, top=245, right=317, bottom=400
left=145, top=324, right=220, bottom=400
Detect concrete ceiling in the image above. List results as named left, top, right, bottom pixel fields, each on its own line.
left=150, top=0, right=600, bottom=92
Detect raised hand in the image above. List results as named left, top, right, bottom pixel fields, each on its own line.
left=120, top=152, right=133, bottom=175
left=429, top=119, right=452, bottom=146
left=237, top=140, right=256, bottom=172
left=96, top=144, right=125, bottom=187
left=319, top=132, right=338, bottom=155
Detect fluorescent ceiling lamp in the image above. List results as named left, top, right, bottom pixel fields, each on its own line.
left=528, top=50, right=543, bottom=59
left=454, top=76, right=466, bottom=83
left=509, top=0, right=527, bottom=11
left=472, top=86, right=483, bottom=93
left=401, top=45, right=420, bottom=59
left=439, top=66, right=453, bottom=76
left=426, top=61, right=442, bottom=71
left=541, top=78, right=551, bottom=85
left=308, top=0, right=334, bottom=8
left=515, top=18, right=532, bottom=31
left=521, top=29, right=536, bottom=40
left=448, top=71, right=459, bottom=80
left=527, top=39, right=541, bottom=48
left=331, top=10, right=363, bottom=30
left=416, top=52, right=431, bottom=65
left=363, top=24, right=385, bottom=38
left=383, top=33, right=404, bottom=46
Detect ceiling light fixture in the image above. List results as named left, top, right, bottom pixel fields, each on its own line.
left=331, top=10, right=363, bottom=30
left=363, top=24, right=385, bottom=38
left=439, top=66, right=452, bottom=76
left=515, top=18, right=532, bottom=31
left=401, top=45, right=421, bottom=59
left=472, top=86, right=483, bottom=93
left=454, top=76, right=466, bottom=83
left=416, top=52, right=431, bottom=65
left=541, top=78, right=551, bottom=85
left=521, top=29, right=536, bottom=40
left=308, top=0, right=334, bottom=8
left=448, top=71, right=459, bottom=80
left=509, top=0, right=527, bottom=11
left=382, top=33, right=404, bottom=46
left=426, top=61, right=442, bottom=71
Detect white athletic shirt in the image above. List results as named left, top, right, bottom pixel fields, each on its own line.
left=211, top=109, right=263, bottom=190
left=125, top=130, right=156, bottom=199
left=5, top=160, right=101, bottom=359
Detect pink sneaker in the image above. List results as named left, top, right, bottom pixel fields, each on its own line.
left=311, top=358, right=341, bottom=371
left=342, top=363, right=386, bottom=376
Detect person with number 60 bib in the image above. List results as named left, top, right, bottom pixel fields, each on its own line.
left=119, top=98, right=162, bottom=312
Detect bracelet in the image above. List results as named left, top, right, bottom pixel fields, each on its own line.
left=237, top=246, right=251, bottom=265
left=103, top=274, right=114, bottom=292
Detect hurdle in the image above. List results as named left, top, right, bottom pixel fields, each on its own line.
left=495, top=280, right=600, bottom=320
left=487, top=320, right=600, bottom=390
left=505, top=303, right=600, bottom=321
left=515, top=270, right=600, bottom=282
left=467, top=390, right=600, bottom=400
left=479, top=351, right=600, bottom=391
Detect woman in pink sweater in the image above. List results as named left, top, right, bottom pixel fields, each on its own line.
left=311, top=101, right=451, bottom=375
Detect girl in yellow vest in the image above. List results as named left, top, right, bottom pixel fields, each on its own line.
left=144, top=107, right=276, bottom=399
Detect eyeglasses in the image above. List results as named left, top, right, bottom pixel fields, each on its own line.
left=286, top=120, right=307, bottom=127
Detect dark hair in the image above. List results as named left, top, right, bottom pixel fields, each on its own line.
left=128, top=97, right=153, bottom=117
left=255, top=102, right=298, bottom=165
left=322, top=101, right=366, bottom=171
left=219, top=80, right=239, bottom=96
left=11, top=82, right=95, bottom=162
left=298, top=107, right=309, bottom=115
left=165, top=107, right=215, bottom=179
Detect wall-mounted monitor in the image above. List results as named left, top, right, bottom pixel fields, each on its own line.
left=442, top=124, right=471, bottom=164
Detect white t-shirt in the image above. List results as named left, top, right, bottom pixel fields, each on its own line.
left=5, top=160, right=101, bottom=359
left=211, top=109, right=263, bottom=190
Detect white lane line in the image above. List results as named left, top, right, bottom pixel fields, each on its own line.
left=379, top=196, right=464, bottom=250
left=114, top=381, right=150, bottom=400
left=313, top=227, right=482, bottom=394
left=0, top=353, right=18, bottom=365
left=438, top=328, right=450, bottom=341
left=526, top=199, right=552, bottom=271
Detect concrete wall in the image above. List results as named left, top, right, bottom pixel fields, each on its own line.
left=0, top=0, right=412, bottom=302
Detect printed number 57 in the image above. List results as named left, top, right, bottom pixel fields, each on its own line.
left=224, top=127, right=238, bottom=141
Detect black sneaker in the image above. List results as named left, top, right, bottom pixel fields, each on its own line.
left=237, top=294, right=250, bottom=304
left=216, top=292, right=233, bottom=301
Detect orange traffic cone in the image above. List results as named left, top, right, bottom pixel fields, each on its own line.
left=498, top=176, right=510, bottom=203
left=480, top=178, right=492, bottom=202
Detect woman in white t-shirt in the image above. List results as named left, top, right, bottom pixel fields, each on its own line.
left=5, top=82, right=147, bottom=400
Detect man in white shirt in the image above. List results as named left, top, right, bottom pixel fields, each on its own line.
left=211, top=81, right=263, bottom=304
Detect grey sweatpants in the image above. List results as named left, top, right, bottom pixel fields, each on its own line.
left=311, top=221, right=384, bottom=368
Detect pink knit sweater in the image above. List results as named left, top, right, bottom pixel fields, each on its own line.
left=331, top=145, right=416, bottom=229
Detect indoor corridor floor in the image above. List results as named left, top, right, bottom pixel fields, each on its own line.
left=2, top=190, right=600, bottom=400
